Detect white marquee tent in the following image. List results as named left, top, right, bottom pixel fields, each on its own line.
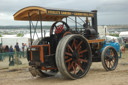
left=119, top=31, right=128, bottom=38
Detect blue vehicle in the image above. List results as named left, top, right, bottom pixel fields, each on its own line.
left=101, top=41, right=120, bottom=52
left=101, top=41, right=121, bottom=58
left=101, top=36, right=123, bottom=58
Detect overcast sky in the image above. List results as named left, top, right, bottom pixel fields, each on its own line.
left=0, top=0, right=128, bottom=26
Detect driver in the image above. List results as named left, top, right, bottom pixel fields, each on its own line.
left=83, top=17, right=90, bottom=28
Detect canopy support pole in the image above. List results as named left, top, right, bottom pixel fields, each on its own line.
left=66, top=17, right=67, bottom=24
left=28, top=12, right=32, bottom=45
left=39, top=10, right=43, bottom=38
left=78, top=17, right=85, bottom=23
left=68, top=17, right=82, bottom=27
left=75, top=16, right=77, bottom=32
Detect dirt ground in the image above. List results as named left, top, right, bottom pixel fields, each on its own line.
left=0, top=52, right=128, bottom=85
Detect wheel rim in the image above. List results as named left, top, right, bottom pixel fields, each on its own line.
left=104, top=47, right=118, bottom=70
left=64, top=36, right=91, bottom=78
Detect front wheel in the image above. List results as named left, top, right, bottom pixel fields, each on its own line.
left=101, top=46, right=118, bottom=71
left=55, top=34, right=92, bottom=79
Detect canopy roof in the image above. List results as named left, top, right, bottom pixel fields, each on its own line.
left=14, top=6, right=96, bottom=21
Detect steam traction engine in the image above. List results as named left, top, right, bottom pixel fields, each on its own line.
left=13, top=6, right=118, bottom=79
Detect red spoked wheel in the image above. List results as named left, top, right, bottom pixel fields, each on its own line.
left=101, top=46, right=118, bottom=71
left=56, top=34, right=92, bottom=79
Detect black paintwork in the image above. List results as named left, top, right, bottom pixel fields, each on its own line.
left=27, top=10, right=104, bottom=69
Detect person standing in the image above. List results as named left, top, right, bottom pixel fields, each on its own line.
left=83, top=17, right=90, bottom=28
left=124, top=38, right=127, bottom=45
left=9, top=45, right=14, bottom=62
left=28, top=42, right=31, bottom=48
left=22, top=43, right=25, bottom=58
left=112, top=38, right=115, bottom=42
left=15, top=42, right=20, bottom=57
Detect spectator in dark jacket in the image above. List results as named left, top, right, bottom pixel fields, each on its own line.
left=22, top=43, right=25, bottom=58
left=15, top=42, right=20, bottom=58
left=15, top=42, right=20, bottom=52
left=9, top=45, right=14, bottom=62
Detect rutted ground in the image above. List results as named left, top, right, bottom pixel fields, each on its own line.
left=0, top=53, right=128, bottom=85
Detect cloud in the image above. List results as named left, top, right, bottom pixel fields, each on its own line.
left=0, top=0, right=128, bottom=25
left=97, top=0, right=128, bottom=13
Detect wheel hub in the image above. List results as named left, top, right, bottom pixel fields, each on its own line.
left=72, top=50, right=79, bottom=61
left=107, top=56, right=113, bottom=61
left=109, top=56, right=113, bottom=61
left=106, top=55, right=113, bottom=61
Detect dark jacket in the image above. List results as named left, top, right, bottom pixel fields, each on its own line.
left=9, top=48, right=14, bottom=52
left=15, top=45, right=20, bottom=52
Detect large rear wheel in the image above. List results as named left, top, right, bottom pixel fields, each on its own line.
left=56, top=34, right=92, bottom=79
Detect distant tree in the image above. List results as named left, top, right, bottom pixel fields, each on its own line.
left=109, top=34, right=119, bottom=37
left=0, top=34, right=2, bottom=37
left=17, top=33, right=24, bottom=37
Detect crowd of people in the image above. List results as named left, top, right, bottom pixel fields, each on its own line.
left=8, top=42, right=28, bottom=62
